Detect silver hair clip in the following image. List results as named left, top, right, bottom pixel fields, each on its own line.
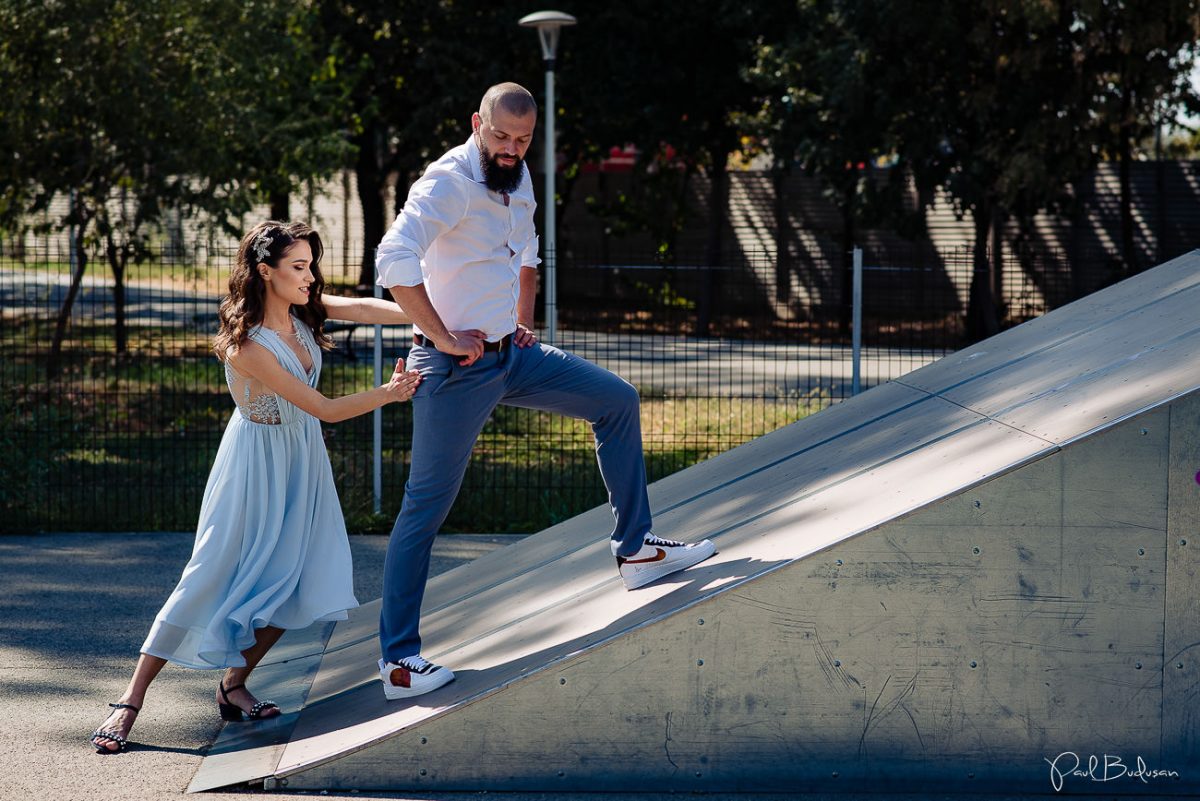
left=252, top=230, right=272, bottom=263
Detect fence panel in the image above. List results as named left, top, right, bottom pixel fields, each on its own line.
left=1, top=239, right=1091, bottom=533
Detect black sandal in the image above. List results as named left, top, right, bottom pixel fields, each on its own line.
left=218, top=681, right=279, bottom=722
left=90, top=702, right=140, bottom=753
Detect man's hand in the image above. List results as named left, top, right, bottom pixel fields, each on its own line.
left=514, top=322, right=539, bottom=349
left=388, top=286, right=484, bottom=364
left=439, top=329, right=486, bottom=366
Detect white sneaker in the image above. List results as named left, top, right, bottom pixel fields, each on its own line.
left=614, top=534, right=716, bottom=590
left=378, top=654, right=455, bottom=700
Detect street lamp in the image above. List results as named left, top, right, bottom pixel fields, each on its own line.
left=519, top=10, right=576, bottom=346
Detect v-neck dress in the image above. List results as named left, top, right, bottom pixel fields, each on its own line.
left=140, top=317, right=358, bottom=669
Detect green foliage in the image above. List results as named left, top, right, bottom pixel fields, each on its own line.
left=743, top=1, right=897, bottom=209
left=1077, top=0, right=1200, bottom=158
left=549, top=0, right=764, bottom=253
left=2, top=0, right=1196, bottom=344
left=581, top=166, right=694, bottom=259
left=310, top=0, right=542, bottom=284
left=1073, top=0, right=1200, bottom=274
left=0, top=0, right=354, bottom=364
left=553, top=0, right=760, bottom=166
left=742, top=0, right=1198, bottom=338
left=0, top=0, right=349, bottom=239
left=0, top=390, right=72, bottom=531
left=632, top=279, right=695, bottom=311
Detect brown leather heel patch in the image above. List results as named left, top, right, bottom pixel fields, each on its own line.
left=390, top=667, right=412, bottom=688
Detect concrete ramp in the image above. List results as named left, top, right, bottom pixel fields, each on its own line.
left=191, top=251, right=1200, bottom=795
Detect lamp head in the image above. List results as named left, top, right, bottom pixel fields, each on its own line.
left=518, top=10, right=577, bottom=61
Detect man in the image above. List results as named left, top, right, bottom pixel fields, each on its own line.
left=374, top=82, right=715, bottom=700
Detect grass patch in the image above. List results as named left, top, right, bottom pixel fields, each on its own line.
left=2, top=350, right=819, bottom=533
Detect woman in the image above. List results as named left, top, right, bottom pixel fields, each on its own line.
left=90, top=221, right=423, bottom=752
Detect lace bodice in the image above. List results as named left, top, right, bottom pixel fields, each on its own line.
left=226, top=363, right=284, bottom=423
left=225, top=317, right=319, bottom=425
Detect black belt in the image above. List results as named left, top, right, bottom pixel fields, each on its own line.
left=413, top=332, right=513, bottom=352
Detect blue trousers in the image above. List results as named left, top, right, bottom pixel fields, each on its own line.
left=379, top=341, right=652, bottom=661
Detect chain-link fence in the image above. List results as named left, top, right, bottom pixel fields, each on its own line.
left=1, top=238, right=1109, bottom=533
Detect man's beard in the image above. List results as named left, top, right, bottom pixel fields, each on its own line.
left=478, top=141, right=525, bottom=194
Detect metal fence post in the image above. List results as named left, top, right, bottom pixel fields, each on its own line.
left=852, top=246, right=863, bottom=396
left=373, top=279, right=383, bottom=516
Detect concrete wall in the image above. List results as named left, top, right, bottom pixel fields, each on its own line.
left=280, top=395, right=1198, bottom=794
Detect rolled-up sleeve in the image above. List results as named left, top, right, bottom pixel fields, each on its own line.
left=520, top=234, right=541, bottom=270
left=375, top=170, right=469, bottom=288
left=514, top=191, right=541, bottom=269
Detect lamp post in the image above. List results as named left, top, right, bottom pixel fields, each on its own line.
left=519, top=10, right=576, bottom=346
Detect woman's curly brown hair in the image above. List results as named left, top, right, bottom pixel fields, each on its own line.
left=214, top=221, right=334, bottom=361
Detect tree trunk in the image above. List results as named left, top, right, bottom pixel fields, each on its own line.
left=966, top=201, right=1000, bottom=342
left=355, top=123, right=389, bottom=289
left=106, top=234, right=129, bottom=354
left=269, top=190, right=290, bottom=223
left=697, top=147, right=728, bottom=337
left=667, top=164, right=694, bottom=260
left=48, top=220, right=89, bottom=377
left=773, top=165, right=790, bottom=310
left=1013, top=215, right=1042, bottom=305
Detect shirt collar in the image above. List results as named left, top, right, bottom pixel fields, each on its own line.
left=463, top=133, right=529, bottom=195
left=464, top=135, right=485, bottom=185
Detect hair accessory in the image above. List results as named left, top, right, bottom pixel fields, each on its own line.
left=252, top=230, right=273, bottom=263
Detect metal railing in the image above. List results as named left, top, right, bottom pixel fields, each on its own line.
left=1, top=239, right=1105, bottom=533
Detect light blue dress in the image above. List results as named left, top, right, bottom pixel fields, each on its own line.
left=141, top=316, right=358, bottom=669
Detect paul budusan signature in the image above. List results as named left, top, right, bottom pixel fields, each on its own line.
left=1045, top=752, right=1180, bottom=792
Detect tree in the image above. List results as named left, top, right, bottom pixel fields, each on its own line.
left=0, top=0, right=350, bottom=372
left=750, top=1, right=1198, bottom=340
left=312, top=0, right=538, bottom=288
left=745, top=0, right=904, bottom=331
left=555, top=0, right=763, bottom=335
left=1075, top=0, right=1200, bottom=276
left=863, top=0, right=1096, bottom=340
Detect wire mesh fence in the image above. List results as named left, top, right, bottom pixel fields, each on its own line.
left=1, top=237, right=1102, bottom=533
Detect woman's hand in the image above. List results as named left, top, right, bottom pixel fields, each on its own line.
left=384, top=357, right=422, bottom=402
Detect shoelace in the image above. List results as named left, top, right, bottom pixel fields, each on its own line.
left=400, top=655, right=434, bottom=673
left=645, top=534, right=686, bottom=548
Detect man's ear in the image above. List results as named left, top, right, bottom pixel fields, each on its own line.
left=471, top=112, right=482, bottom=133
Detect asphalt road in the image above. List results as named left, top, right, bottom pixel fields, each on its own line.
left=2, top=268, right=942, bottom=397
left=1, top=531, right=519, bottom=801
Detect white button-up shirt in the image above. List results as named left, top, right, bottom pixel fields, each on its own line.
left=375, top=136, right=540, bottom=341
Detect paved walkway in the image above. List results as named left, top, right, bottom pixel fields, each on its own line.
left=2, top=531, right=1129, bottom=801
left=1, top=531, right=520, bottom=801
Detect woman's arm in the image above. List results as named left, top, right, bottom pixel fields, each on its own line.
left=323, top=293, right=413, bottom=325
left=227, top=342, right=419, bottom=423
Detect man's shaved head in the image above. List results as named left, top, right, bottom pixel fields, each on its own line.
left=479, top=82, right=538, bottom=123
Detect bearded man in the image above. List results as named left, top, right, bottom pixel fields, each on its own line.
left=373, top=82, right=715, bottom=699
